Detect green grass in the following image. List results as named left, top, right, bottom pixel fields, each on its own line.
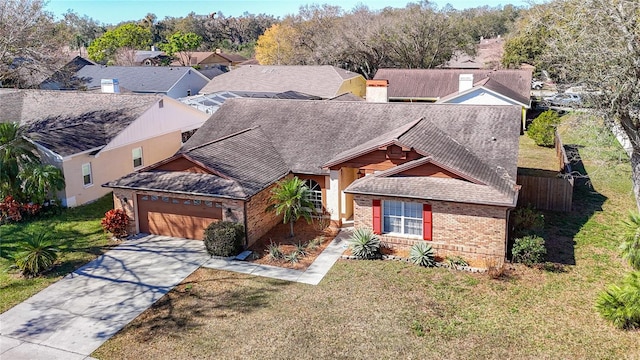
left=93, top=113, right=640, bottom=359
left=0, top=194, right=114, bottom=313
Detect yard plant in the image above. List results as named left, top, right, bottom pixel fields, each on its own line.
left=12, top=231, right=61, bottom=277
left=100, top=209, right=129, bottom=238
left=596, top=271, right=640, bottom=329
left=512, top=235, right=546, bottom=266
left=409, top=241, right=436, bottom=267
left=203, top=221, right=245, bottom=257
left=348, top=227, right=381, bottom=259
left=266, top=176, right=315, bottom=237
left=527, top=110, right=561, bottom=147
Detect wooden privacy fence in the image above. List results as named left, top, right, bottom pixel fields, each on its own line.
left=517, top=130, right=574, bottom=212
left=517, top=174, right=574, bottom=212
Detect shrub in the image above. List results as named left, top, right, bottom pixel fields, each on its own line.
left=595, top=271, right=640, bottom=330
left=349, top=227, right=381, bottom=259
left=101, top=209, right=129, bottom=238
left=0, top=196, right=42, bottom=224
left=13, top=231, right=61, bottom=277
left=446, top=255, right=469, bottom=269
left=267, top=242, right=283, bottom=260
left=512, top=235, right=547, bottom=266
left=620, top=213, right=640, bottom=270
left=295, top=242, right=307, bottom=257
left=409, top=242, right=436, bottom=267
left=307, top=236, right=323, bottom=251
left=512, top=204, right=544, bottom=238
left=203, top=221, right=244, bottom=257
left=527, top=110, right=561, bottom=147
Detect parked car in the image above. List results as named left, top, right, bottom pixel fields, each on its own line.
left=531, top=79, right=544, bottom=90
left=542, top=93, right=582, bottom=107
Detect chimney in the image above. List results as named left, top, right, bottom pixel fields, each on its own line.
left=458, top=74, right=473, bottom=93
left=366, top=79, right=388, bottom=103
left=215, top=48, right=222, bottom=54
left=100, top=78, right=120, bottom=93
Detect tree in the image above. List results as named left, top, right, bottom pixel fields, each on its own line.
left=265, top=177, right=315, bottom=237
left=0, top=123, right=38, bottom=200
left=533, top=0, right=640, bottom=209
left=0, top=122, right=64, bottom=204
left=62, top=10, right=105, bottom=57
left=255, top=23, right=299, bottom=65
left=0, top=0, right=66, bottom=87
left=160, top=31, right=203, bottom=66
left=87, top=23, right=152, bottom=65
left=527, top=110, right=561, bottom=147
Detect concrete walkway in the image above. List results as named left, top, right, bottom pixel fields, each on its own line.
left=0, top=235, right=210, bottom=360
left=0, top=229, right=350, bottom=359
left=202, top=228, right=350, bottom=285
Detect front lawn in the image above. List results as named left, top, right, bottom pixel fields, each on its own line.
left=0, top=194, right=115, bottom=313
left=93, top=113, right=640, bottom=359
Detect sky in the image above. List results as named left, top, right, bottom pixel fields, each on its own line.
left=45, top=0, right=524, bottom=24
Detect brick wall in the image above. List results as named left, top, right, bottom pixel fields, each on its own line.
left=245, top=179, right=287, bottom=246
left=353, top=194, right=509, bottom=266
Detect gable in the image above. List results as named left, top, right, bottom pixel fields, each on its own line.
left=328, top=146, right=423, bottom=172
left=153, top=156, right=211, bottom=174
left=440, top=88, right=525, bottom=106
left=391, top=162, right=463, bottom=179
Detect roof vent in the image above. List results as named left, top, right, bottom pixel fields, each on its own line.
left=459, top=74, right=473, bottom=93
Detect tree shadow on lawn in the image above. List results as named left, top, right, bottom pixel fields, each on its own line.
left=126, top=274, right=289, bottom=342
left=542, top=144, right=607, bottom=265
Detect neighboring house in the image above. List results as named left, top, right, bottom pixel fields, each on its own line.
left=39, top=56, right=95, bottom=90
left=170, top=50, right=247, bottom=69
left=371, top=69, right=532, bottom=129
left=105, top=99, right=521, bottom=264
left=179, top=90, right=321, bottom=115
left=442, top=37, right=505, bottom=70
left=0, top=90, right=210, bottom=207
left=40, top=65, right=210, bottom=99
left=198, top=65, right=367, bottom=99
left=134, top=50, right=171, bottom=66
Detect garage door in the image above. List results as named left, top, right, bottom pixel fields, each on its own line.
left=137, top=195, right=223, bottom=240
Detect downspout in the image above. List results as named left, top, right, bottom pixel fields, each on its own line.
left=243, top=200, right=249, bottom=248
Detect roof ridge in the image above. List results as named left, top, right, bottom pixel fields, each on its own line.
left=185, top=126, right=260, bottom=152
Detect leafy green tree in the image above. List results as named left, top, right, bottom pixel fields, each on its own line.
left=266, top=177, right=315, bottom=237
left=61, top=10, right=105, bottom=57
left=621, top=213, right=640, bottom=270
left=527, top=110, right=561, bottom=147
left=160, top=31, right=203, bottom=66
left=87, top=23, right=152, bottom=65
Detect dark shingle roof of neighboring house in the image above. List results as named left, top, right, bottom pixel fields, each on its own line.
left=109, top=99, right=521, bottom=204
left=328, top=93, right=364, bottom=101
left=438, top=77, right=530, bottom=107
left=199, top=65, right=364, bottom=98
left=0, top=90, right=159, bottom=157
left=61, top=65, right=205, bottom=93
left=373, top=69, right=532, bottom=102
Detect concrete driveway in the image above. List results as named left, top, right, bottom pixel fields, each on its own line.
left=0, top=235, right=209, bottom=360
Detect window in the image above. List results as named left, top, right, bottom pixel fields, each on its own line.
left=132, top=147, right=143, bottom=168
left=82, top=163, right=92, bottom=186
left=383, top=201, right=423, bottom=236
left=304, top=179, right=322, bottom=214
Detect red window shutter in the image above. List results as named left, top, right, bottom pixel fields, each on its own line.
left=423, top=204, right=432, bottom=240
left=372, top=199, right=382, bottom=235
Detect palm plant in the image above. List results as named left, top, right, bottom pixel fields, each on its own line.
left=266, top=177, right=314, bottom=237
left=13, top=231, right=61, bottom=277
left=0, top=122, right=39, bottom=200
left=19, top=164, right=65, bottom=205
left=621, top=213, right=640, bottom=270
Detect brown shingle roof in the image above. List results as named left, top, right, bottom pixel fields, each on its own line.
left=177, top=99, right=521, bottom=204
left=199, top=65, right=365, bottom=98
left=373, top=69, right=532, bottom=102
left=0, top=90, right=159, bottom=156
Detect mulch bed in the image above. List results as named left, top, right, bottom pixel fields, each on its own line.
left=247, top=220, right=340, bottom=271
